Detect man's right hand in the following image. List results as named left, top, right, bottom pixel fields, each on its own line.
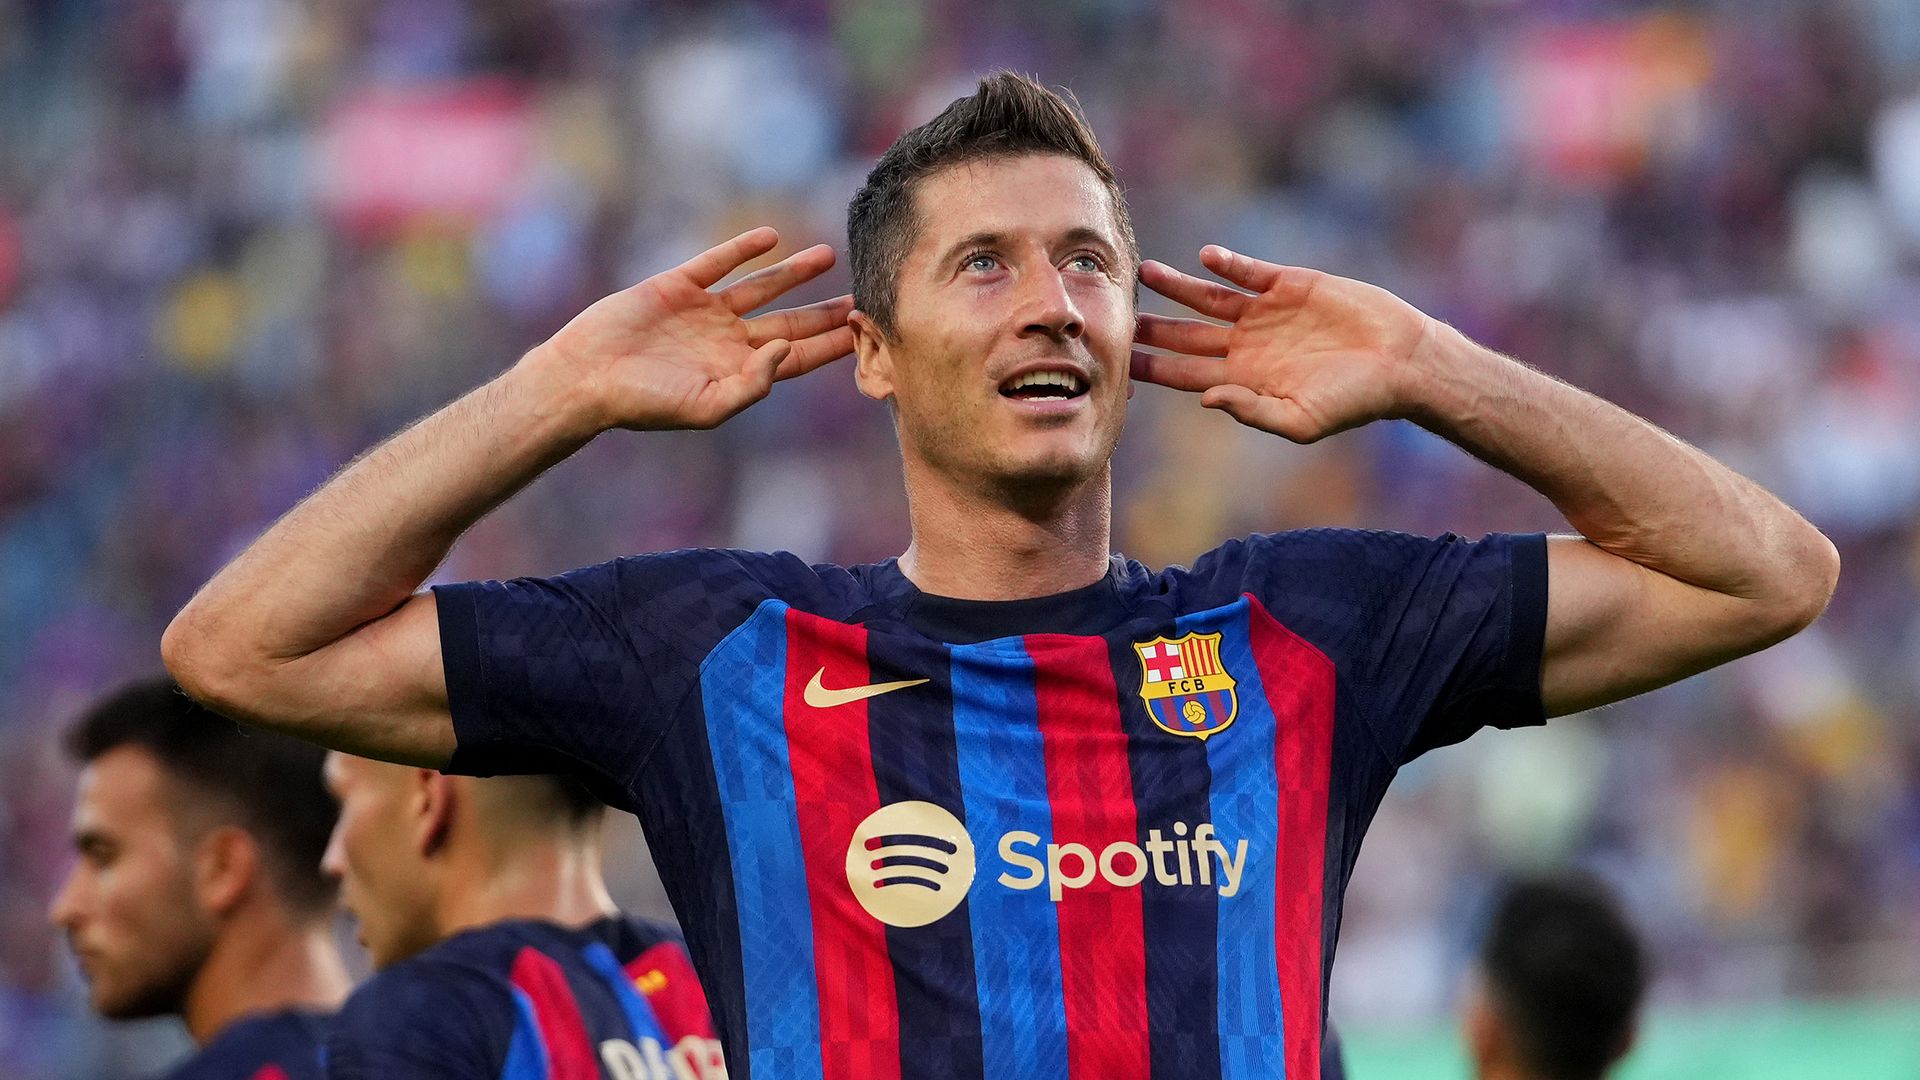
left=166, top=228, right=852, bottom=765
left=530, top=227, right=854, bottom=433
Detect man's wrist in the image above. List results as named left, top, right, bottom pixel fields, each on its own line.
left=1397, top=319, right=1514, bottom=433
left=506, top=344, right=614, bottom=447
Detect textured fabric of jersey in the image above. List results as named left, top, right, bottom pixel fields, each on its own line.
left=160, top=1009, right=328, bottom=1080
left=324, top=915, right=719, bottom=1079
left=435, top=529, right=1549, bottom=1080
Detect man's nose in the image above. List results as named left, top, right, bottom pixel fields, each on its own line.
left=48, top=869, right=82, bottom=930
left=320, top=825, right=347, bottom=882
left=1017, top=266, right=1084, bottom=341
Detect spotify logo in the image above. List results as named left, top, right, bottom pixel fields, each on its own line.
left=844, top=801, right=977, bottom=928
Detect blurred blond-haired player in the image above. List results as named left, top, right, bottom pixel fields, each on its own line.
left=320, top=753, right=720, bottom=1079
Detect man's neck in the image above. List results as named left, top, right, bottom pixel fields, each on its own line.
left=183, top=914, right=349, bottom=1045
left=898, top=463, right=1113, bottom=600
left=434, top=835, right=617, bottom=941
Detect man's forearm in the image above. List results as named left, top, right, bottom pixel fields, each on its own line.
left=1404, top=324, right=1837, bottom=612
left=164, top=350, right=596, bottom=688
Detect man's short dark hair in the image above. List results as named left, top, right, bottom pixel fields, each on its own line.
left=1481, top=874, right=1648, bottom=1080
left=67, top=679, right=338, bottom=916
left=846, top=71, right=1137, bottom=337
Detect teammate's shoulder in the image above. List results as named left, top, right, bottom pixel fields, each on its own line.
left=160, top=1009, right=328, bottom=1080
left=414, top=917, right=580, bottom=969
left=586, top=911, right=686, bottom=957
left=327, top=937, right=525, bottom=1078
left=577, top=913, right=717, bottom=1043
left=341, top=921, right=552, bottom=1016
left=329, top=925, right=547, bottom=1068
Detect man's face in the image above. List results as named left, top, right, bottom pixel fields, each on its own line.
left=320, top=753, right=438, bottom=969
left=858, top=154, right=1136, bottom=495
left=49, top=747, right=217, bottom=1019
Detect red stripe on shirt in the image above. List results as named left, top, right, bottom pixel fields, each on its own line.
left=626, top=940, right=716, bottom=1043
left=508, top=946, right=597, bottom=1080
left=1247, top=599, right=1336, bottom=1080
left=247, top=1067, right=291, bottom=1080
left=1028, top=633, right=1150, bottom=1080
left=783, top=612, right=901, bottom=1080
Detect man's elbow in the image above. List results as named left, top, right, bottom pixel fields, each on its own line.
left=161, top=606, right=260, bottom=718
left=1758, top=529, right=1841, bottom=640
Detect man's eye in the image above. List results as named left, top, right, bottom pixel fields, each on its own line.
left=964, top=253, right=999, bottom=273
left=1068, top=253, right=1103, bottom=272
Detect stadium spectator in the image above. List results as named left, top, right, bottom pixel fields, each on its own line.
left=1462, top=875, right=1648, bottom=1080
left=49, top=680, right=344, bottom=1079
left=319, top=755, right=720, bottom=1078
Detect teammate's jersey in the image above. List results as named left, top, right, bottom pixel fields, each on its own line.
left=161, top=1009, right=327, bottom=1080
left=435, top=529, right=1548, bottom=1080
left=325, top=915, right=721, bottom=1079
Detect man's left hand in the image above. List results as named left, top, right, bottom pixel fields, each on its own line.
left=1131, top=247, right=1442, bottom=443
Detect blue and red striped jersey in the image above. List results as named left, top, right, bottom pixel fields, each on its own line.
left=436, top=529, right=1548, bottom=1079
left=324, top=915, right=721, bottom=1079
left=162, top=1010, right=327, bottom=1080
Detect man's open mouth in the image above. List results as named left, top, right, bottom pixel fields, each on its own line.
left=999, top=370, right=1089, bottom=401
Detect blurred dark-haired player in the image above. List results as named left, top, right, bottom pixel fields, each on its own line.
left=1463, top=876, right=1648, bottom=1080
left=50, top=679, right=345, bottom=1080
left=168, top=71, right=1836, bottom=1078
left=321, top=753, right=720, bottom=1078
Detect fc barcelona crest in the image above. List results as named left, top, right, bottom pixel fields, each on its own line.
left=1133, top=632, right=1238, bottom=739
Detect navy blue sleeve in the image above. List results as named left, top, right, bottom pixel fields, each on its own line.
left=435, top=548, right=831, bottom=799
left=1197, top=528, right=1548, bottom=765
left=325, top=964, right=513, bottom=1079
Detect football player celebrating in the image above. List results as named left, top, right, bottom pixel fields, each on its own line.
left=320, top=754, right=720, bottom=1078
left=51, top=680, right=344, bottom=1080
left=164, top=74, right=1836, bottom=1079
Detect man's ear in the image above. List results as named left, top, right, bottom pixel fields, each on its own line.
left=413, top=770, right=456, bottom=858
left=849, top=310, right=896, bottom=403
left=194, top=825, right=261, bottom=919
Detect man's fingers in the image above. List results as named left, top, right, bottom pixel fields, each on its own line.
left=1198, top=245, right=1279, bottom=293
left=1199, top=246, right=1319, bottom=303
left=1200, top=384, right=1322, bottom=443
left=676, top=227, right=782, bottom=290
left=1134, top=313, right=1229, bottom=357
left=1139, top=260, right=1250, bottom=321
left=704, top=339, right=790, bottom=421
left=775, top=326, right=856, bottom=380
left=746, top=295, right=853, bottom=345
left=1129, top=350, right=1228, bottom=393
left=722, top=245, right=838, bottom=315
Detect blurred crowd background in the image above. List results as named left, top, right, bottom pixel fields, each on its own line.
left=4, top=0, right=1919, bottom=1076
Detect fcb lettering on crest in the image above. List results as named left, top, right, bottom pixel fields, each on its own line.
left=1133, top=631, right=1238, bottom=739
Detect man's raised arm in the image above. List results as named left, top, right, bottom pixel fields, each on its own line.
left=1132, top=246, right=1840, bottom=717
left=162, top=229, right=853, bottom=765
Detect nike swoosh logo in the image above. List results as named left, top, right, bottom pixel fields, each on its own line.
left=803, top=667, right=929, bottom=708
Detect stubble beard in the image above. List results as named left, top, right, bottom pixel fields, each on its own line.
left=90, top=932, right=211, bottom=1021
